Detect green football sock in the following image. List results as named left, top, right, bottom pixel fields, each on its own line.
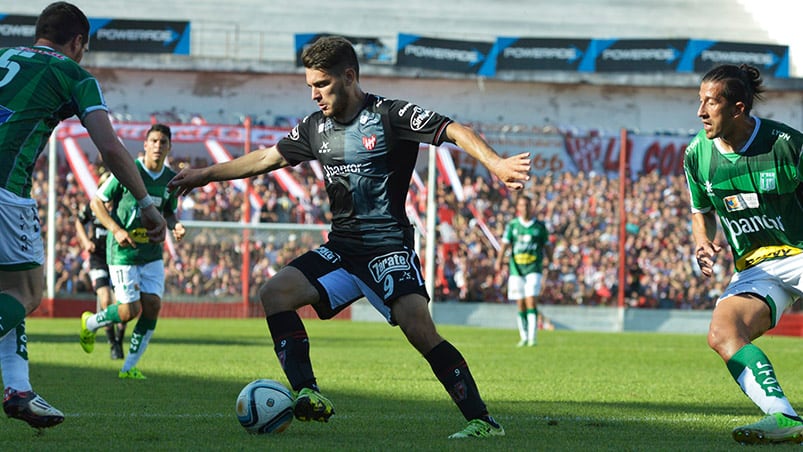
left=0, top=294, right=26, bottom=339
left=727, top=344, right=797, bottom=416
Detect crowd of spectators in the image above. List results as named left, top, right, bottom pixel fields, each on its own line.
left=45, top=147, right=733, bottom=310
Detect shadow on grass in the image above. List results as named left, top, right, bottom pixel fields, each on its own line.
left=2, top=361, right=767, bottom=452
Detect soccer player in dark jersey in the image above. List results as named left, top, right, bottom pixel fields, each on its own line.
left=0, top=2, right=166, bottom=429
left=685, top=63, right=803, bottom=445
left=75, top=173, right=127, bottom=360
left=169, top=35, right=531, bottom=439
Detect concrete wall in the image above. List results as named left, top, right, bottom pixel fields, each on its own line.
left=351, top=299, right=714, bottom=335
left=70, top=68, right=803, bottom=134
left=5, top=1, right=801, bottom=131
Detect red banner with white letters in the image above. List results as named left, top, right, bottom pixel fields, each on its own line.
left=58, top=119, right=693, bottom=182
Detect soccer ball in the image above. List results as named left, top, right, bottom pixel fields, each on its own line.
left=235, top=379, right=294, bottom=434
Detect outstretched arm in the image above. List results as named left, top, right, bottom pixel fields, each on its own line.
left=445, top=122, right=530, bottom=191
left=168, top=145, right=289, bottom=197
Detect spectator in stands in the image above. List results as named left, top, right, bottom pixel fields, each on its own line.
left=687, top=63, right=803, bottom=444
left=79, top=123, right=183, bottom=380
left=0, top=2, right=166, bottom=430
left=168, top=35, right=528, bottom=439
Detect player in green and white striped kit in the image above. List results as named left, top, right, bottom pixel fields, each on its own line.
left=685, top=63, right=803, bottom=445
left=495, top=194, right=550, bottom=347
left=79, top=124, right=184, bottom=380
left=0, top=2, right=166, bottom=429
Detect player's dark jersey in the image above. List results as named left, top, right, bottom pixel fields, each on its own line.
left=277, top=94, right=451, bottom=250
left=0, top=46, right=107, bottom=198
left=77, top=202, right=108, bottom=261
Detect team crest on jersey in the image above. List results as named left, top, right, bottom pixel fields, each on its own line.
left=362, top=135, right=377, bottom=150
left=759, top=171, right=776, bottom=192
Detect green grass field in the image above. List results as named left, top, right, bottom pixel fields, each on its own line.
left=4, top=318, right=803, bottom=451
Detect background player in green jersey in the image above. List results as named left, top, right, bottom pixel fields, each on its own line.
left=80, top=124, right=184, bottom=380
left=75, top=171, right=127, bottom=360
left=0, top=2, right=166, bottom=429
left=495, top=194, right=551, bottom=347
left=685, top=63, right=803, bottom=445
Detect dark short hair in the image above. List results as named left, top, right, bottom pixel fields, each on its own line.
left=301, top=35, right=360, bottom=79
left=35, top=2, right=89, bottom=46
left=147, top=123, right=172, bottom=142
left=701, top=64, right=765, bottom=114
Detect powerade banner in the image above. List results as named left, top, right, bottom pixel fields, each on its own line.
left=483, top=36, right=788, bottom=77
left=88, top=19, right=190, bottom=54
left=294, top=33, right=393, bottom=66
left=678, top=40, right=789, bottom=78
left=0, top=15, right=36, bottom=47
left=578, top=39, right=688, bottom=72
left=483, top=37, right=590, bottom=74
left=396, top=34, right=493, bottom=74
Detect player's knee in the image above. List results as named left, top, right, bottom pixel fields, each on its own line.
left=119, top=301, right=142, bottom=321
left=258, top=269, right=317, bottom=315
left=141, top=295, right=161, bottom=317
left=707, top=321, right=742, bottom=360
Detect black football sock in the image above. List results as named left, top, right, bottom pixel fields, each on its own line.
left=105, top=325, right=116, bottom=344
left=266, top=311, right=318, bottom=392
left=424, top=340, right=488, bottom=421
left=115, top=323, right=127, bottom=344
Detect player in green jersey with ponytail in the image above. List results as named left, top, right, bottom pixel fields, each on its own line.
left=0, top=2, right=166, bottom=429
left=685, top=63, right=803, bottom=445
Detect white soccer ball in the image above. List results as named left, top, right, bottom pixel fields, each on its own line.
left=235, top=379, right=294, bottom=434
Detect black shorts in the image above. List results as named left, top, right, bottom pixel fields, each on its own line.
left=88, top=252, right=111, bottom=290
left=288, top=243, right=429, bottom=324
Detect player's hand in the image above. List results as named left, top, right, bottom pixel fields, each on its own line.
left=695, top=241, right=721, bottom=277
left=140, top=204, right=167, bottom=243
left=492, top=152, right=531, bottom=190
left=113, top=228, right=137, bottom=248
left=168, top=168, right=208, bottom=197
left=172, top=222, right=186, bottom=242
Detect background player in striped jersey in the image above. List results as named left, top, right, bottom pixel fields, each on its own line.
left=685, top=63, right=803, bottom=444
left=0, top=2, right=166, bottom=429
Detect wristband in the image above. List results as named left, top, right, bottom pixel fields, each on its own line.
left=137, top=196, right=154, bottom=209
